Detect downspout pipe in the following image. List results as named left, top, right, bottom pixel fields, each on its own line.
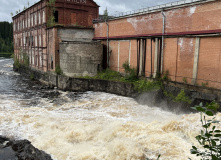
left=106, top=19, right=109, bottom=68
left=161, top=10, right=166, bottom=74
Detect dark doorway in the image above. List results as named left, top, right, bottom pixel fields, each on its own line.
left=54, top=11, right=58, bottom=23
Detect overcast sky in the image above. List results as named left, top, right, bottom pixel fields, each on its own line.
left=0, top=0, right=178, bottom=22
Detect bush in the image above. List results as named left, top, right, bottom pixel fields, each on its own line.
left=174, top=90, right=192, bottom=104
left=182, top=77, right=188, bottom=84
left=30, top=73, right=34, bottom=81
left=190, top=102, right=221, bottom=160
left=134, top=79, right=162, bottom=92
left=122, top=61, right=138, bottom=82
left=55, top=65, right=63, bottom=75
left=23, top=53, right=29, bottom=67
left=163, top=89, right=192, bottom=104
left=162, top=70, right=170, bottom=81
left=14, top=58, right=21, bottom=69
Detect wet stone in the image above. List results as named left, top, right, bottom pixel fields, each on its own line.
left=0, top=136, right=52, bottom=160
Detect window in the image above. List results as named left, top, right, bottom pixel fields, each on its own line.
left=39, top=35, right=41, bottom=46
left=39, top=12, right=41, bottom=24
left=28, top=17, right=30, bottom=28
left=35, top=36, right=37, bottom=46
left=43, top=10, right=45, bottom=23
left=35, top=13, right=37, bottom=25
left=23, top=36, right=25, bottom=46
left=54, top=11, right=58, bottom=23
left=32, top=53, right=34, bottom=65
left=31, top=14, right=33, bottom=26
left=31, top=36, right=33, bottom=46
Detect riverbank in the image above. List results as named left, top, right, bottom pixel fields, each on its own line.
left=14, top=65, right=221, bottom=114
left=0, top=136, right=52, bottom=160
left=0, top=53, right=13, bottom=58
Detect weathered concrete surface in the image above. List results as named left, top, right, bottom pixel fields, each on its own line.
left=59, top=41, right=103, bottom=77
left=58, top=28, right=95, bottom=42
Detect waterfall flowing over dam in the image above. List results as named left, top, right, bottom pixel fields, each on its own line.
left=0, top=57, right=220, bottom=160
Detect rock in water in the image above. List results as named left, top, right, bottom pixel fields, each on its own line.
left=0, top=136, right=52, bottom=160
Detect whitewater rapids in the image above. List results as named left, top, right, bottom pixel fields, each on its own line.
left=0, top=58, right=220, bottom=160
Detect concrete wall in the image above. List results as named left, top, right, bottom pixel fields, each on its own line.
left=59, top=41, right=103, bottom=77
left=15, top=66, right=221, bottom=113
left=57, top=28, right=94, bottom=42
left=94, top=0, right=221, bottom=90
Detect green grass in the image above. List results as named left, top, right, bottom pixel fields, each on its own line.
left=80, top=69, right=162, bottom=92
left=0, top=52, right=13, bottom=55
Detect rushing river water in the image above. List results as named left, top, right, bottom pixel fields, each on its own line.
left=0, top=57, right=220, bottom=160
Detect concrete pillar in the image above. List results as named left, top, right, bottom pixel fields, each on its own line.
left=129, top=40, right=131, bottom=66
left=192, top=37, right=200, bottom=85
left=139, top=39, right=144, bottom=76
left=118, top=41, right=120, bottom=72
left=153, top=38, right=159, bottom=78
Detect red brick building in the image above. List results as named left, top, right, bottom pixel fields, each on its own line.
left=13, top=0, right=99, bottom=72
left=93, top=0, right=221, bottom=89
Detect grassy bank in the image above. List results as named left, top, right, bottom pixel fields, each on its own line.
left=0, top=53, right=13, bottom=58
left=0, top=52, right=13, bottom=55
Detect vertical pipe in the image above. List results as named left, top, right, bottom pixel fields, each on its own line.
left=161, top=10, right=166, bottom=74
left=175, top=38, right=179, bottom=82
left=151, top=38, right=153, bottom=77
left=159, top=38, right=162, bottom=73
left=143, top=39, right=147, bottom=76
left=129, top=40, right=131, bottom=66
left=139, top=39, right=143, bottom=76
left=106, top=20, right=109, bottom=68
left=137, top=39, right=140, bottom=76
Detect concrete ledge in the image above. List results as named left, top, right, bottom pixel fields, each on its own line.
left=14, top=66, right=221, bottom=113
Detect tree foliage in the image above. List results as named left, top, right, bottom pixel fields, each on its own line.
left=0, top=21, right=14, bottom=53
left=190, top=102, right=221, bottom=160
left=103, top=8, right=108, bottom=21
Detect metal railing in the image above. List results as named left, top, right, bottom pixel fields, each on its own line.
left=94, top=0, right=207, bottom=22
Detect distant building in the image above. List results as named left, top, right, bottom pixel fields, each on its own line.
left=13, top=0, right=100, bottom=73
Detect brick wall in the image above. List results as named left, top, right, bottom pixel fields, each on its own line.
left=94, top=0, right=221, bottom=89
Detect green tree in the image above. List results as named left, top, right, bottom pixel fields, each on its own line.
left=103, top=7, right=108, bottom=21
left=0, top=22, right=14, bottom=53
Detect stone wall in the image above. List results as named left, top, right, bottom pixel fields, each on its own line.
left=59, top=41, right=103, bottom=77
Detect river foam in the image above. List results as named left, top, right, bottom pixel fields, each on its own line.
left=1, top=91, right=219, bottom=160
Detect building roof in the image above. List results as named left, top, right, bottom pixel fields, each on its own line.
left=94, top=0, right=216, bottom=22
left=12, top=0, right=100, bottom=20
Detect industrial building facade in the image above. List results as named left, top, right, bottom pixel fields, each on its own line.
left=13, top=0, right=99, bottom=72
left=13, top=0, right=221, bottom=90
left=94, top=0, right=221, bottom=89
